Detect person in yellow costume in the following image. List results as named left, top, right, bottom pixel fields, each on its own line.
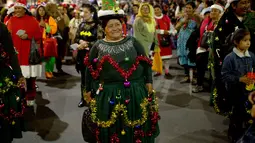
left=36, top=4, right=58, bottom=79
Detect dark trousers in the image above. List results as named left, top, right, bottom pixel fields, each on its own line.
left=26, top=77, right=36, bottom=101
left=81, top=67, right=86, bottom=100
left=196, top=52, right=209, bottom=86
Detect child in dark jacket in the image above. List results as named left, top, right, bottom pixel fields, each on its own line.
left=221, top=28, right=255, bottom=142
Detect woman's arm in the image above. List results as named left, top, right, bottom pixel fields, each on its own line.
left=85, top=43, right=99, bottom=92
left=133, top=38, right=152, bottom=84
left=74, top=22, right=84, bottom=44
left=1, top=23, right=22, bottom=78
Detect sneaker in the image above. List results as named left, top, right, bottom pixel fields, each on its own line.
left=180, top=77, right=190, bottom=83
left=192, top=85, right=203, bottom=93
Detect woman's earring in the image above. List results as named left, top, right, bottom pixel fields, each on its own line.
left=91, top=14, right=94, bottom=17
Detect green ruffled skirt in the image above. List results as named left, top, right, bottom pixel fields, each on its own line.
left=0, top=65, right=24, bottom=143
left=90, top=79, right=160, bottom=143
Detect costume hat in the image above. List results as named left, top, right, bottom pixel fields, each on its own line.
left=98, top=0, right=124, bottom=19
left=14, top=0, right=27, bottom=10
left=7, top=4, right=14, bottom=15
left=225, top=0, right=239, bottom=9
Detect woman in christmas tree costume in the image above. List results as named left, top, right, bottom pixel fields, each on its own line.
left=83, top=0, right=160, bottom=142
left=0, top=22, right=26, bottom=143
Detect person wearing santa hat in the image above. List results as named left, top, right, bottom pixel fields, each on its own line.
left=7, top=0, right=42, bottom=107
left=211, top=0, right=255, bottom=142
left=3, top=4, right=15, bottom=25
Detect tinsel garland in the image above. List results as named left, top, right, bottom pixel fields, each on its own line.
left=0, top=101, right=26, bottom=124
left=84, top=54, right=152, bottom=80
left=90, top=97, right=150, bottom=128
left=0, top=77, right=18, bottom=94
left=91, top=91, right=160, bottom=143
left=213, top=87, right=253, bottom=119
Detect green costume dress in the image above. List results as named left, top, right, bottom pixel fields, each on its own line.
left=0, top=22, right=25, bottom=143
left=85, top=36, right=160, bottom=143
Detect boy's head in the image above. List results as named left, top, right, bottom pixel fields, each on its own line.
left=232, top=28, right=251, bottom=51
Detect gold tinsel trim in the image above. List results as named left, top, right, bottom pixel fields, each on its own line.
left=0, top=78, right=16, bottom=94
left=90, top=95, right=159, bottom=128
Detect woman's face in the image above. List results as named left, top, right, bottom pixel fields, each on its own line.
left=210, top=8, right=221, bottom=19
left=38, top=7, right=45, bottom=17
left=14, top=6, right=26, bottom=17
left=75, top=12, right=80, bottom=18
left=154, top=7, right=162, bottom=17
left=185, top=4, right=194, bottom=15
left=105, top=19, right=123, bottom=40
left=83, top=7, right=92, bottom=21
left=133, top=6, right=139, bottom=14
left=141, top=5, right=150, bottom=16
left=233, top=0, right=250, bottom=16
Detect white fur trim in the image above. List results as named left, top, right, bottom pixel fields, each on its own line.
left=14, top=2, right=27, bottom=9
left=225, top=0, right=238, bottom=9
left=151, top=55, right=172, bottom=60
left=155, top=14, right=163, bottom=19
left=20, top=65, right=42, bottom=78
left=7, top=7, right=14, bottom=15
left=98, top=9, right=125, bottom=18
left=210, top=4, right=224, bottom=13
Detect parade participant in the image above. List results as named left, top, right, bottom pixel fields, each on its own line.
left=7, top=0, right=42, bottom=106
left=154, top=4, right=176, bottom=79
left=133, top=2, right=156, bottom=57
left=221, top=28, right=255, bottom=142
left=45, top=3, right=66, bottom=74
left=4, top=4, right=15, bottom=25
left=75, top=3, right=104, bottom=108
left=36, top=4, right=58, bottom=79
left=83, top=0, right=160, bottom=142
left=0, top=22, right=26, bottom=143
left=175, top=1, right=201, bottom=84
left=211, top=0, right=254, bottom=120
left=193, top=4, right=223, bottom=93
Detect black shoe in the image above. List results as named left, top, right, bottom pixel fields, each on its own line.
left=164, top=73, right=173, bottom=79
left=78, top=100, right=86, bottom=108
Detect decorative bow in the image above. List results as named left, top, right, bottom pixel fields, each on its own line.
left=80, top=31, right=92, bottom=36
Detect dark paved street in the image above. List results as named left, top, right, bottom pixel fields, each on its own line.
left=14, top=55, right=229, bottom=143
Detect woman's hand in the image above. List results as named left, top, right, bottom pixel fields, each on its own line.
left=20, top=34, right=28, bottom=40
left=39, top=21, right=46, bottom=27
left=17, top=77, right=26, bottom=88
left=83, top=91, right=92, bottom=103
left=146, top=83, right=153, bottom=94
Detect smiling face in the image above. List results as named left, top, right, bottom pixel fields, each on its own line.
left=154, top=7, right=162, bottom=17
left=105, top=19, right=123, bottom=40
left=14, top=6, right=26, bottom=17
left=233, top=0, right=250, bottom=16
left=185, top=4, right=194, bottom=16
left=83, top=7, right=92, bottom=21
left=141, top=5, right=150, bottom=17
left=210, top=8, right=221, bottom=20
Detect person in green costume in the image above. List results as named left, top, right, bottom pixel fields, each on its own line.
left=83, top=0, right=160, bottom=142
left=0, top=22, right=26, bottom=143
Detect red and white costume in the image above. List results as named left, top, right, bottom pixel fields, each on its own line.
left=7, top=0, right=42, bottom=78
left=155, top=14, right=175, bottom=60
